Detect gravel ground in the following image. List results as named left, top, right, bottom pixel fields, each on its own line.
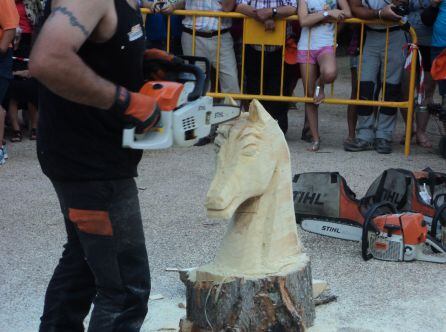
left=1, top=57, right=446, bottom=331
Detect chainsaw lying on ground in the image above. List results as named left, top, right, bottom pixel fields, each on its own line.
left=123, top=53, right=240, bottom=149
left=361, top=202, right=446, bottom=263
left=293, top=169, right=446, bottom=263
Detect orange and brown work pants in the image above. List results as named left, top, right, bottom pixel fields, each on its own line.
left=39, top=178, right=151, bottom=332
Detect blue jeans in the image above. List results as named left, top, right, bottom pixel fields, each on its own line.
left=39, top=178, right=151, bottom=332
left=432, top=46, right=446, bottom=96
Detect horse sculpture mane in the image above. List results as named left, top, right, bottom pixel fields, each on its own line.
left=197, top=100, right=304, bottom=281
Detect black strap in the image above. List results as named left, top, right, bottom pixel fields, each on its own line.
left=374, top=170, right=388, bottom=204
left=396, top=176, right=411, bottom=210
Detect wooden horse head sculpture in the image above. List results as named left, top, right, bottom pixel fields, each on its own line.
left=200, top=100, right=303, bottom=280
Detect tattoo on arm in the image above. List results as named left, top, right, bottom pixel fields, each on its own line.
left=50, top=7, right=90, bottom=38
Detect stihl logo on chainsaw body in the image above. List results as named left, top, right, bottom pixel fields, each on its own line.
left=321, top=225, right=341, bottom=233
left=294, top=191, right=324, bottom=205
left=381, top=189, right=402, bottom=205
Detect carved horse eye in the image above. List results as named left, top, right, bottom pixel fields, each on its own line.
left=214, top=134, right=226, bottom=154
left=241, top=144, right=258, bottom=157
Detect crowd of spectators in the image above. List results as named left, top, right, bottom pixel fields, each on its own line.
left=144, top=0, right=446, bottom=154
left=0, top=0, right=445, bottom=165
left=0, top=0, right=43, bottom=165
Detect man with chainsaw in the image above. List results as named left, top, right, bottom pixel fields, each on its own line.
left=30, top=0, right=162, bottom=330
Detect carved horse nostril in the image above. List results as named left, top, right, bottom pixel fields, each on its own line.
left=206, top=195, right=226, bottom=209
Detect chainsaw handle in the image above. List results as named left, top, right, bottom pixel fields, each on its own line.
left=176, top=56, right=210, bottom=101
left=362, top=201, right=397, bottom=261
left=430, top=203, right=446, bottom=240
left=433, top=193, right=446, bottom=209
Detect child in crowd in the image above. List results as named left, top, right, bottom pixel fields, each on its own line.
left=297, top=0, right=351, bottom=151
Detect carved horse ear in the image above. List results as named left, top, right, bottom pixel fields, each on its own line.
left=248, top=99, right=272, bottom=125
left=222, top=96, right=238, bottom=107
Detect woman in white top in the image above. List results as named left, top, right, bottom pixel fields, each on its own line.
left=298, top=0, right=351, bottom=151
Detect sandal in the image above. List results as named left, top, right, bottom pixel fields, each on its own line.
left=416, top=135, right=432, bottom=149
left=10, top=130, right=22, bottom=143
left=307, top=140, right=320, bottom=152
left=30, top=128, right=37, bottom=141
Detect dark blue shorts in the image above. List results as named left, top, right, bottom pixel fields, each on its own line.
left=0, top=47, right=13, bottom=104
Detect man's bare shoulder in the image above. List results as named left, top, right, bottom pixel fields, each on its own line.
left=44, top=0, right=115, bottom=42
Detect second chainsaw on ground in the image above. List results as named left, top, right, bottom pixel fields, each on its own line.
left=293, top=170, right=446, bottom=264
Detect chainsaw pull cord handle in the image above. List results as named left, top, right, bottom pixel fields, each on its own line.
left=362, top=201, right=398, bottom=261
left=433, top=193, right=446, bottom=210
left=424, top=168, right=437, bottom=205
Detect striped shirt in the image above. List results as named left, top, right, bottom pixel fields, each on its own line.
left=236, top=0, right=297, bottom=9
left=182, top=0, right=232, bottom=32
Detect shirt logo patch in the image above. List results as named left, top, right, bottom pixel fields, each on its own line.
left=128, top=24, right=143, bottom=42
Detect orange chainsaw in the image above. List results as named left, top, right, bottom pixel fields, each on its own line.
left=361, top=202, right=446, bottom=263
left=123, top=54, right=240, bottom=149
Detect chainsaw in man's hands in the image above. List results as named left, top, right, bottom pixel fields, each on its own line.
left=112, top=85, right=161, bottom=134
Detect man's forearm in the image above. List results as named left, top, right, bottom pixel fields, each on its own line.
left=349, top=0, right=379, bottom=19
left=351, top=6, right=378, bottom=19
left=0, top=29, right=16, bottom=54
left=276, top=6, right=297, bottom=18
left=235, top=4, right=257, bottom=17
left=30, top=50, right=116, bottom=110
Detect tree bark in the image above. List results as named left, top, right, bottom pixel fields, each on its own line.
left=179, top=258, right=315, bottom=332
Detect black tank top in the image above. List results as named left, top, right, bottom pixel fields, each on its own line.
left=37, top=0, right=145, bottom=181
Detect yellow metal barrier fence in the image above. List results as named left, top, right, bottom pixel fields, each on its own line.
left=141, top=9, right=418, bottom=157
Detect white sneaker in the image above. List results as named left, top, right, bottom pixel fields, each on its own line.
left=0, top=147, right=6, bottom=165
left=2, top=145, right=8, bottom=159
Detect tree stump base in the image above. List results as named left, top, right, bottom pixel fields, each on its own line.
left=179, top=254, right=315, bottom=331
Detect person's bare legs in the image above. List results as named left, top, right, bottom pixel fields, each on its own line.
left=8, top=99, right=22, bottom=142
left=300, top=63, right=320, bottom=151
left=416, top=72, right=435, bottom=148
left=315, top=52, right=337, bottom=104
left=347, top=67, right=358, bottom=142
left=8, top=99, right=20, bottom=131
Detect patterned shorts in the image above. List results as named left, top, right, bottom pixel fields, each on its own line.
left=297, top=46, right=334, bottom=65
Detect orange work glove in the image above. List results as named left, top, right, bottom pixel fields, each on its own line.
left=112, top=86, right=161, bottom=133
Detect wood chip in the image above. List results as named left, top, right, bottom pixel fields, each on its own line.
left=149, top=294, right=164, bottom=301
